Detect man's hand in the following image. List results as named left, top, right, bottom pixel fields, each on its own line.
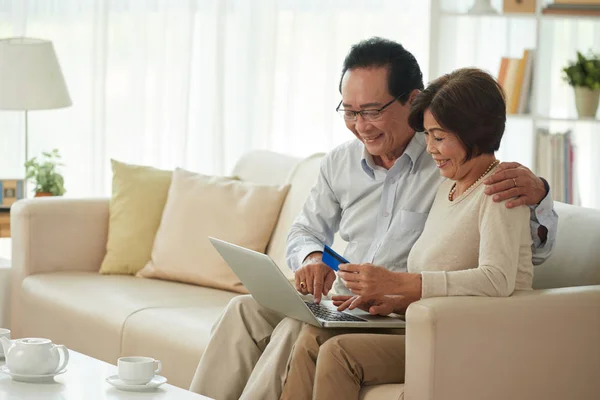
left=294, top=252, right=336, bottom=304
left=332, top=295, right=411, bottom=316
left=483, top=162, right=547, bottom=208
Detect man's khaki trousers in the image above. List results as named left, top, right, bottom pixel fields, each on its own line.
left=280, top=324, right=405, bottom=400
left=189, top=294, right=304, bottom=400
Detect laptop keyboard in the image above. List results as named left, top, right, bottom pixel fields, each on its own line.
left=305, top=302, right=365, bottom=322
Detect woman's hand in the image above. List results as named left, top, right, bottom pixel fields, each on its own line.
left=338, top=263, right=399, bottom=297
left=332, top=295, right=411, bottom=316
left=339, top=264, right=422, bottom=300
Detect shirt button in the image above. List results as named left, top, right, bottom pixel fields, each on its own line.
left=383, top=211, right=390, bottom=217
left=388, top=178, right=395, bottom=184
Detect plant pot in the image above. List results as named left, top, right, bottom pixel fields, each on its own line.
left=34, top=192, right=53, bottom=198
left=574, top=87, right=600, bottom=118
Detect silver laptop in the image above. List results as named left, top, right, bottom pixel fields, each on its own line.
left=209, top=237, right=405, bottom=329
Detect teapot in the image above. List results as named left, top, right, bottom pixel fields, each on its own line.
left=0, top=337, right=69, bottom=375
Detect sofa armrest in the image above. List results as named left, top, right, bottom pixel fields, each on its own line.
left=404, top=286, right=600, bottom=400
left=10, top=197, right=109, bottom=334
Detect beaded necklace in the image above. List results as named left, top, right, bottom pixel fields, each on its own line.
left=448, top=159, right=499, bottom=201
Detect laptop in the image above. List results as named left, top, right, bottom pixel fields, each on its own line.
left=209, top=237, right=406, bottom=329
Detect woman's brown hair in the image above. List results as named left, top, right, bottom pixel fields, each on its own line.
left=408, top=68, right=506, bottom=160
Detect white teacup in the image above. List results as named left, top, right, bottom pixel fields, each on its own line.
left=117, top=356, right=161, bottom=385
left=0, top=329, right=10, bottom=356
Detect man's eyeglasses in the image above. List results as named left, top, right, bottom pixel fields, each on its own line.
left=336, top=94, right=403, bottom=122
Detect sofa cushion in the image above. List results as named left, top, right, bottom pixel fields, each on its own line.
left=534, top=201, right=600, bottom=289
left=99, top=159, right=172, bottom=275
left=359, top=384, right=404, bottom=400
left=137, top=168, right=290, bottom=293
left=19, top=272, right=238, bottom=366
left=121, top=306, right=233, bottom=389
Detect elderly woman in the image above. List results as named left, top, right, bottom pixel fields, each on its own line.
left=279, top=68, right=534, bottom=400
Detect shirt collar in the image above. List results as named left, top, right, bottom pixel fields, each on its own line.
left=360, top=133, right=427, bottom=179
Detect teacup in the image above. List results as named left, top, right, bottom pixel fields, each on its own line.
left=0, top=329, right=10, bottom=356
left=117, top=356, right=161, bottom=385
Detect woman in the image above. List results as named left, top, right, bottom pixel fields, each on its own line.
left=280, top=68, right=534, bottom=400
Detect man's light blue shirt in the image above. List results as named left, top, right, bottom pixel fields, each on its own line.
left=286, top=134, right=558, bottom=295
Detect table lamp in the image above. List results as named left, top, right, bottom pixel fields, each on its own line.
left=0, top=37, right=72, bottom=197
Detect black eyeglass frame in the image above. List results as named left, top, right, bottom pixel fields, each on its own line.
left=335, top=93, right=404, bottom=121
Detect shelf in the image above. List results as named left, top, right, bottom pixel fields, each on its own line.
left=439, top=12, right=600, bottom=22
left=541, top=13, right=600, bottom=22
left=535, top=116, right=600, bottom=123
left=504, top=115, right=600, bottom=123
left=439, top=12, right=536, bottom=19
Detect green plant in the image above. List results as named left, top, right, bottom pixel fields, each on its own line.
left=24, top=149, right=66, bottom=196
left=562, top=50, right=600, bottom=90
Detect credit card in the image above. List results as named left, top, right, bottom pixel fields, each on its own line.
left=321, top=244, right=349, bottom=271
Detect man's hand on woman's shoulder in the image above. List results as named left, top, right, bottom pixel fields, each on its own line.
left=483, top=161, right=547, bottom=208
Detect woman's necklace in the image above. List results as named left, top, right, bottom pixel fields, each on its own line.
left=448, top=159, right=499, bottom=201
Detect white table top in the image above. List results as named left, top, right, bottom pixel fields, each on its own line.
left=0, top=350, right=212, bottom=399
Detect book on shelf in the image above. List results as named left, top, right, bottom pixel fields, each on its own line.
left=535, top=128, right=578, bottom=205
left=497, top=49, right=535, bottom=115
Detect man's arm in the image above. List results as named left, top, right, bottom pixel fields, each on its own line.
left=285, top=156, right=342, bottom=272
left=483, top=162, right=558, bottom=265
left=528, top=179, right=558, bottom=265
left=286, top=156, right=341, bottom=303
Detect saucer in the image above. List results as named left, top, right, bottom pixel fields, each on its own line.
left=105, top=375, right=167, bottom=391
left=0, top=365, right=66, bottom=383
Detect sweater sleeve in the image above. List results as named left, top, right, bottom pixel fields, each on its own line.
left=421, top=195, right=531, bottom=298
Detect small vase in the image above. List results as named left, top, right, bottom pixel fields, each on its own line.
left=468, top=0, right=498, bottom=14
left=574, top=87, right=600, bottom=118
left=34, top=192, right=53, bottom=198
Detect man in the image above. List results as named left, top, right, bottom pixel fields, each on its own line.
left=189, top=37, right=557, bottom=400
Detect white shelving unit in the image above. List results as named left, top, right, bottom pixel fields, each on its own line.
left=428, top=0, right=600, bottom=209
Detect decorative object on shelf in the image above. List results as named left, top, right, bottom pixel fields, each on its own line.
left=0, top=38, right=72, bottom=197
left=0, top=179, right=24, bottom=208
left=503, top=0, right=536, bottom=14
left=468, top=0, right=498, bottom=14
left=562, top=50, right=600, bottom=118
left=24, top=149, right=66, bottom=197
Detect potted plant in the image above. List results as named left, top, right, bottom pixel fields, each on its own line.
left=562, top=50, right=600, bottom=118
left=24, top=149, right=66, bottom=197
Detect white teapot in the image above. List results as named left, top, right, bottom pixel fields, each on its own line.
left=0, top=337, right=69, bottom=375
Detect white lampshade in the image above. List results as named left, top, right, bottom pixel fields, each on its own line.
left=0, top=37, right=72, bottom=110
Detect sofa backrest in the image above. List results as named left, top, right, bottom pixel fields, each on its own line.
left=533, top=201, right=600, bottom=289
left=231, top=151, right=325, bottom=278
left=232, top=151, right=600, bottom=290
left=231, top=150, right=302, bottom=186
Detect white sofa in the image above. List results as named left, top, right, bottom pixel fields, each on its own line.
left=9, top=150, right=600, bottom=399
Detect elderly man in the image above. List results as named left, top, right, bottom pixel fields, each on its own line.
left=189, top=37, right=557, bottom=400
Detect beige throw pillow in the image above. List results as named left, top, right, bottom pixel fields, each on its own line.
left=99, top=160, right=172, bottom=275
left=137, top=168, right=290, bottom=293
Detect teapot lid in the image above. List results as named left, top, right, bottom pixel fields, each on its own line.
left=17, top=338, right=52, bottom=345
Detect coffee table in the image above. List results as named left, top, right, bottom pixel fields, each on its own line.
left=0, top=349, right=212, bottom=399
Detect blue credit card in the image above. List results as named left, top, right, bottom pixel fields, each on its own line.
left=322, top=245, right=349, bottom=271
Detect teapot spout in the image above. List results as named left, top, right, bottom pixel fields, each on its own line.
left=0, top=336, right=11, bottom=355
